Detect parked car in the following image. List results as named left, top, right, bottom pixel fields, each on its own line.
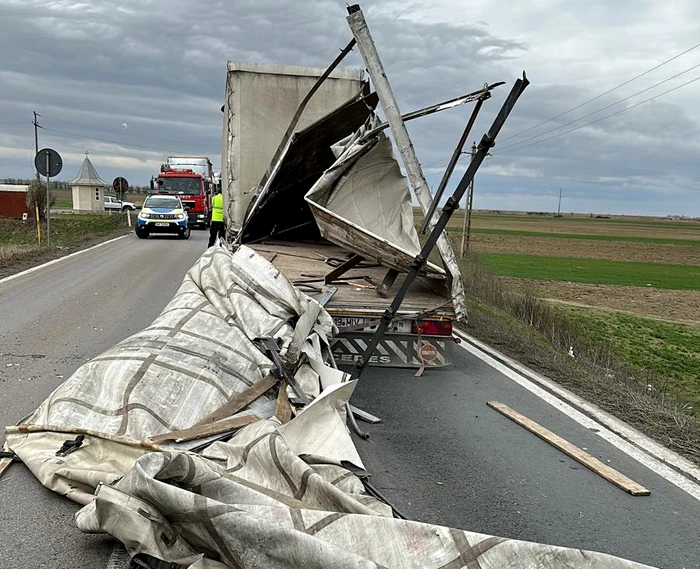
left=104, top=195, right=137, bottom=211
left=135, top=195, right=190, bottom=240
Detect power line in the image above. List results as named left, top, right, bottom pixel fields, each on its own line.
left=43, top=114, right=216, bottom=147
left=40, top=134, right=163, bottom=161
left=496, top=61, right=700, bottom=153
left=41, top=126, right=195, bottom=156
left=496, top=74, right=700, bottom=156
left=499, top=41, right=700, bottom=143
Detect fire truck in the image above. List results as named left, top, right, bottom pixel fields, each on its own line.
left=150, top=156, right=215, bottom=229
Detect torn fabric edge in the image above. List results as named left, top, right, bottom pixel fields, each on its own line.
left=304, top=122, right=446, bottom=280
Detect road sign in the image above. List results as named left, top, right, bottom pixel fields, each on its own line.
left=34, top=148, right=62, bottom=178
left=113, top=177, right=129, bottom=194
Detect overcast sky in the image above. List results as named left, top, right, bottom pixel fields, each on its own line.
left=1, top=0, right=699, bottom=216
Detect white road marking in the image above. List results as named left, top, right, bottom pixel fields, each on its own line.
left=0, top=235, right=129, bottom=286
left=454, top=329, right=700, bottom=501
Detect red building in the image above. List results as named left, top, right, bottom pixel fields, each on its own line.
left=0, top=185, right=32, bottom=218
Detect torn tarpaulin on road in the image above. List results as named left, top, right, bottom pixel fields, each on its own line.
left=4, top=245, right=657, bottom=569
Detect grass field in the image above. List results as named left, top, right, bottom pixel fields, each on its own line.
left=565, top=307, right=700, bottom=416
left=419, top=209, right=700, bottom=241
left=51, top=189, right=145, bottom=209
left=447, top=227, right=700, bottom=247
left=0, top=214, right=127, bottom=268
left=478, top=253, right=700, bottom=291
left=432, top=209, right=700, bottom=436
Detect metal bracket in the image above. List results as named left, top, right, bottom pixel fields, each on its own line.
left=316, top=286, right=339, bottom=307
left=255, top=337, right=311, bottom=406
left=375, top=268, right=399, bottom=298
left=348, top=405, right=382, bottom=424
left=130, top=553, right=183, bottom=569
left=324, top=254, right=365, bottom=284
left=55, top=435, right=85, bottom=457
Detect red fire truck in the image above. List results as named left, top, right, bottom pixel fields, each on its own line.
left=150, top=156, right=215, bottom=229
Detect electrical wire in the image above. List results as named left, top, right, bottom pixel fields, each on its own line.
left=499, top=41, right=700, bottom=143
left=41, top=126, right=197, bottom=156
left=496, top=61, right=700, bottom=153
left=43, top=114, right=215, bottom=147
left=496, top=74, right=700, bottom=155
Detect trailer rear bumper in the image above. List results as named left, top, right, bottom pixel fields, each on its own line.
left=331, top=332, right=453, bottom=368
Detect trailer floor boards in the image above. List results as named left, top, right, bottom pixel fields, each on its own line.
left=250, top=241, right=451, bottom=314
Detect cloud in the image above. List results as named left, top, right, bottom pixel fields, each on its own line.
left=0, top=0, right=699, bottom=216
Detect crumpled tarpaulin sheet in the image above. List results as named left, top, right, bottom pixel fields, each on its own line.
left=5, top=246, right=655, bottom=569
left=5, top=245, right=343, bottom=504
left=305, top=123, right=446, bottom=280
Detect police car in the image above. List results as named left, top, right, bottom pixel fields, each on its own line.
left=135, top=195, right=191, bottom=239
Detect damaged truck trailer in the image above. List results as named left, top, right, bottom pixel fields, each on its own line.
left=220, top=61, right=457, bottom=370
left=4, top=6, right=670, bottom=569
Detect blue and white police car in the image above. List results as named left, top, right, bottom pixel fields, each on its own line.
left=135, top=195, right=191, bottom=240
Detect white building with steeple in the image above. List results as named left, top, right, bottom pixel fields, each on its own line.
left=69, top=152, right=108, bottom=212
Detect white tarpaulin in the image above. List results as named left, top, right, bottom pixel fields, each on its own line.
left=5, top=246, right=656, bottom=569
left=305, top=125, right=446, bottom=280
left=320, top=132, right=421, bottom=256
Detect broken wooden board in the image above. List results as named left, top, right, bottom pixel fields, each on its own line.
left=487, top=401, right=651, bottom=497
left=195, top=374, right=279, bottom=426
left=275, top=382, right=293, bottom=424
left=151, top=414, right=261, bottom=444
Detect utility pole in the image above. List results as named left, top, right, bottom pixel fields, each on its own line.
left=461, top=142, right=477, bottom=257
left=33, top=111, right=42, bottom=182
left=557, top=187, right=562, bottom=216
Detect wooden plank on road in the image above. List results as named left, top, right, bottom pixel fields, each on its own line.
left=487, top=401, right=651, bottom=496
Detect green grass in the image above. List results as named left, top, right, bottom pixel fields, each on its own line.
left=468, top=213, right=698, bottom=229
left=51, top=190, right=144, bottom=209
left=565, top=308, right=700, bottom=416
left=478, top=253, right=700, bottom=291
left=443, top=227, right=700, bottom=246
left=0, top=214, right=125, bottom=267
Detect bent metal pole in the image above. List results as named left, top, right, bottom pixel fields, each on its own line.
left=346, top=4, right=468, bottom=320
left=350, top=72, right=530, bottom=382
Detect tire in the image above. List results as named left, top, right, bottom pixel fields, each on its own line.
left=179, top=226, right=191, bottom=240
left=135, top=228, right=149, bottom=239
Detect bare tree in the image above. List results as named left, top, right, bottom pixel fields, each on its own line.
left=25, top=180, right=56, bottom=220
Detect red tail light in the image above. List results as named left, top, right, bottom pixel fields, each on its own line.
left=411, top=319, right=453, bottom=336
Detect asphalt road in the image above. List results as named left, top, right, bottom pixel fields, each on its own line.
left=351, top=351, right=700, bottom=569
left=0, top=229, right=210, bottom=569
left=1, top=229, right=698, bottom=569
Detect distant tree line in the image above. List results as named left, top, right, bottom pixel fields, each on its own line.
left=1, top=177, right=151, bottom=193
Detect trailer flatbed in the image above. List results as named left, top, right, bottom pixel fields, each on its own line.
left=251, top=241, right=455, bottom=368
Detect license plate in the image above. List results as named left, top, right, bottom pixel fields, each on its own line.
left=155, top=223, right=169, bottom=227
left=334, top=316, right=410, bottom=332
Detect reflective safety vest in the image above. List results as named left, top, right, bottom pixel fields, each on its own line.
left=211, top=193, right=224, bottom=222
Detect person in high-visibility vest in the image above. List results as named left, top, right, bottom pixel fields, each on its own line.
left=208, top=189, right=226, bottom=247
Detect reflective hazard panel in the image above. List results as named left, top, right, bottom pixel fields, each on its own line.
left=330, top=333, right=452, bottom=368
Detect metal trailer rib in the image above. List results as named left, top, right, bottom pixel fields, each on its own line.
left=345, top=7, right=530, bottom=382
